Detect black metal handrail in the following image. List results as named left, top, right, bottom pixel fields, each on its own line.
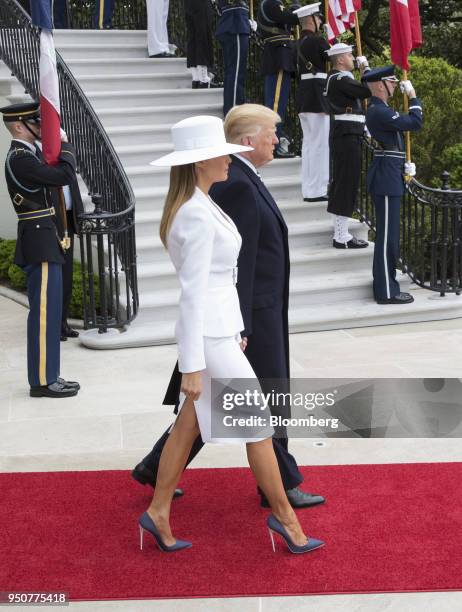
left=0, top=0, right=139, bottom=331
left=358, top=139, right=462, bottom=295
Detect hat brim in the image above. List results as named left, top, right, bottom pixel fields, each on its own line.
left=150, top=143, right=253, bottom=167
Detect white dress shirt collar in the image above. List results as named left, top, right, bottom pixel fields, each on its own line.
left=13, top=139, right=36, bottom=153
left=234, top=153, right=260, bottom=176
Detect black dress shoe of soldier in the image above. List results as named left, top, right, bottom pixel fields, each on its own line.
left=273, top=145, right=295, bottom=159
left=333, top=236, right=368, bottom=249
left=30, top=380, right=78, bottom=398
left=57, top=377, right=80, bottom=390
left=132, top=462, right=184, bottom=498
left=149, top=52, right=175, bottom=58
left=61, top=323, right=79, bottom=338
left=303, top=195, right=328, bottom=202
left=376, top=292, right=415, bottom=305
left=261, top=487, right=325, bottom=508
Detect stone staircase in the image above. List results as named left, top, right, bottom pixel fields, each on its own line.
left=1, top=29, right=461, bottom=348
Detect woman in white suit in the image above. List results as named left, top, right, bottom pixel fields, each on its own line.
left=138, top=115, right=324, bottom=555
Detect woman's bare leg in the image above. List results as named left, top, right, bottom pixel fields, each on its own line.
left=247, top=438, right=308, bottom=546
left=146, top=397, right=200, bottom=545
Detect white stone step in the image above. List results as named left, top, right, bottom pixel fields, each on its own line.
left=79, top=285, right=462, bottom=349
left=106, top=124, right=172, bottom=147
left=289, top=284, right=462, bottom=333
left=57, top=43, right=150, bottom=60
left=54, top=29, right=148, bottom=46
left=137, top=269, right=376, bottom=322
left=76, top=72, right=192, bottom=92
left=97, top=102, right=222, bottom=127
left=65, top=57, right=188, bottom=77
left=133, top=217, right=369, bottom=265
left=87, top=88, right=223, bottom=112
left=136, top=247, right=374, bottom=295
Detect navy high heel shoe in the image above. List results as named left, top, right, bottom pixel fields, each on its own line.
left=139, top=511, right=192, bottom=552
left=267, top=514, right=324, bottom=554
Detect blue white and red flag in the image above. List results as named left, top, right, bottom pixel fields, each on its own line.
left=30, top=0, right=61, bottom=165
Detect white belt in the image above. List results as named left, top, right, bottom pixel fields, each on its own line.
left=334, top=114, right=365, bottom=123
left=208, top=267, right=238, bottom=288
left=301, top=73, right=327, bottom=80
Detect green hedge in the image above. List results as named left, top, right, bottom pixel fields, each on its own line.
left=0, top=238, right=99, bottom=320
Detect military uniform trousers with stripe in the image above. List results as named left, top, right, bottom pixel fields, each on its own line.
left=23, top=262, right=63, bottom=387
left=372, top=194, right=402, bottom=301
left=264, top=71, right=291, bottom=138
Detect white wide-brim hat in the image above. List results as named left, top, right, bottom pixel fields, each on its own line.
left=150, top=115, right=253, bottom=167
left=293, top=3, right=321, bottom=18
left=326, top=43, right=354, bottom=57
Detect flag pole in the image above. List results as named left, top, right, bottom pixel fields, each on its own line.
left=250, top=0, right=254, bottom=22
left=354, top=11, right=362, bottom=56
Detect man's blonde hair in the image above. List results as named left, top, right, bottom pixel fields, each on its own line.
left=224, top=104, right=280, bottom=144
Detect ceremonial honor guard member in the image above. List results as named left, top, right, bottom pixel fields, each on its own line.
left=1, top=102, right=80, bottom=398
left=216, top=0, right=254, bottom=114
left=324, top=42, right=370, bottom=248
left=257, top=0, right=300, bottom=157
left=147, top=0, right=175, bottom=58
left=293, top=2, right=330, bottom=202
left=93, top=0, right=115, bottom=29
left=363, top=66, right=423, bottom=304
left=185, top=0, right=215, bottom=88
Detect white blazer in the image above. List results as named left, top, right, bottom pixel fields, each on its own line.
left=167, top=187, right=245, bottom=373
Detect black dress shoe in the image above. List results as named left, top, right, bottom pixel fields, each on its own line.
left=333, top=236, right=368, bottom=249
left=57, top=377, right=80, bottom=390
left=261, top=487, right=325, bottom=508
left=149, top=52, right=175, bottom=58
left=303, top=195, right=328, bottom=202
left=376, top=292, right=414, bottom=305
left=61, top=323, right=79, bottom=339
left=131, top=462, right=184, bottom=498
left=30, top=380, right=78, bottom=398
left=273, top=146, right=295, bottom=159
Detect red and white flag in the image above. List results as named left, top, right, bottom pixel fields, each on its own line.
left=31, top=0, right=61, bottom=165
left=327, top=0, right=362, bottom=43
left=390, top=0, right=423, bottom=71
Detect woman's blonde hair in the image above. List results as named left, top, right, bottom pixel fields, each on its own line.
left=159, top=163, right=197, bottom=247
left=224, top=103, right=281, bottom=144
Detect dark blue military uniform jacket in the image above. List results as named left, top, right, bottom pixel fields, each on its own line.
left=216, top=0, right=250, bottom=36
left=258, top=0, right=299, bottom=75
left=5, top=140, right=81, bottom=266
left=366, top=95, right=423, bottom=196
left=295, top=30, right=330, bottom=113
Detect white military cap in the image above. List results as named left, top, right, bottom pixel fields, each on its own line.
left=293, top=3, right=321, bottom=17
left=326, top=43, right=354, bottom=57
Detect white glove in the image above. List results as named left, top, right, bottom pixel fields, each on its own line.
left=249, top=19, right=257, bottom=32
left=60, top=127, right=68, bottom=142
left=404, top=161, right=416, bottom=177
left=399, top=80, right=415, bottom=97
left=356, top=55, right=369, bottom=69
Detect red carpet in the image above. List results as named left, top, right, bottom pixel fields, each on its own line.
left=1, top=463, right=462, bottom=601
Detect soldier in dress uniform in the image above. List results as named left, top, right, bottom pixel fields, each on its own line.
left=216, top=0, right=255, bottom=114
left=0, top=102, right=81, bottom=398
left=363, top=66, right=423, bottom=304
left=324, top=42, right=371, bottom=248
left=93, top=0, right=115, bottom=29
left=293, top=2, right=330, bottom=202
left=185, top=0, right=215, bottom=88
left=257, top=0, right=300, bottom=157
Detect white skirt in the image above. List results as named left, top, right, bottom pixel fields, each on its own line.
left=178, top=335, right=274, bottom=444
